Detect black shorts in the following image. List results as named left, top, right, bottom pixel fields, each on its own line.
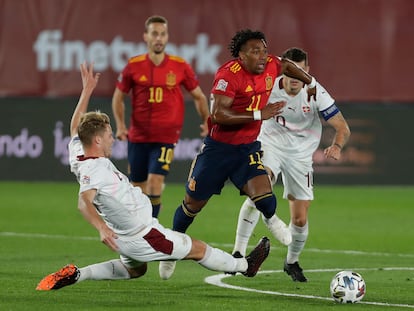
left=185, top=136, right=267, bottom=201
left=128, top=142, right=175, bottom=182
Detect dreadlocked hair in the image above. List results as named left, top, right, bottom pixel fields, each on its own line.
left=228, top=29, right=267, bottom=58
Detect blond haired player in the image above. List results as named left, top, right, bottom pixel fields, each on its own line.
left=35, top=62, right=270, bottom=290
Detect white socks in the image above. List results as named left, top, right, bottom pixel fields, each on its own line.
left=286, top=222, right=309, bottom=264
left=232, top=198, right=260, bottom=256
left=77, top=259, right=131, bottom=282
left=198, top=245, right=248, bottom=273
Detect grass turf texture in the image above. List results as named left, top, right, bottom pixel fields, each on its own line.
left=0, top=182, right=413, bottom=310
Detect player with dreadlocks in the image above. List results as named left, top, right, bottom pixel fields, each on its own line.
left=160, top=29, right=318, bottom=280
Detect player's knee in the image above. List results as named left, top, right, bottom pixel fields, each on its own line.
left=251, top=192, right=276, bottom=219
left=184, top=195, right=207, bottom=214
left=292, top=218, right=307, bottom=227
left=128, top=263, right=148, bottom=279
left=186, top=239, right=206, bottom=261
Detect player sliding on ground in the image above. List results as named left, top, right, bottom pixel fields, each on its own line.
left=35, top=62, right=270, bottom=291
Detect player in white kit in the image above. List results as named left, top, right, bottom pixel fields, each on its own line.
left=36, top=62, right=270, bottom=291
left=231, top=48, right=350, bottom=282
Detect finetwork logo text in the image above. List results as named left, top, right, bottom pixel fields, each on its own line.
left=33, top=30, right=221, bottom=74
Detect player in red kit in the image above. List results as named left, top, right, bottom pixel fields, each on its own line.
left=112, top=15, right=209, bottom=218
left=159, top=29, right=318, bottom=279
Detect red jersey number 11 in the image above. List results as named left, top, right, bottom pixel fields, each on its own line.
left=246, top=94, right=262, bottom=111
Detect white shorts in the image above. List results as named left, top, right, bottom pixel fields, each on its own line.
left=261, top=145, right=314, bottom=201
left=115, top=219, right=192, bottom=268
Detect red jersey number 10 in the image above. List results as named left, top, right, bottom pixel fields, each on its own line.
left=148, top=87, right=163, bottom=103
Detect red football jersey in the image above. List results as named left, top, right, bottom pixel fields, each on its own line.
left=209, top=55, right=282, bottom=144
left=116, top=54, right=200, bottom=143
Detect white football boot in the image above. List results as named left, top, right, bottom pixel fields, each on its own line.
left=159, top=261, right=176, bottom=280
left=262, top=214, right=292, bottom=246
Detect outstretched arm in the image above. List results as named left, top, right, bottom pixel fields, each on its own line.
left=210, top=94, right=285, bottom=125
left=70, top=62, right=101, bottom=137
left=281, top=58, right=316, bottom=100
left=78, top=189, right=119, bottom=252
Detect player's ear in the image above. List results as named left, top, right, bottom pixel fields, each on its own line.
left=239, top=51, right=246, bottom=62
left=94, top=134, right=102, bottom=145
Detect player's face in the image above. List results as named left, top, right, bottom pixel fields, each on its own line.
left=101, top=125, right=114, bottom=158
left=239, top=39, right=268, bottom=74
left=144, top=22, right=169, bottom=54
left=283, top=60, right=309, bottom=95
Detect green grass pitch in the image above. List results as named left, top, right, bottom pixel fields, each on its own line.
left=1, top=182, right=413, bottom=310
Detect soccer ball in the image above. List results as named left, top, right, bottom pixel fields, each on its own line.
left=329, top=270, right=366, bottom=304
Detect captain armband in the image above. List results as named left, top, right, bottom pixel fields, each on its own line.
left=320, top=104, right=340, bottom=121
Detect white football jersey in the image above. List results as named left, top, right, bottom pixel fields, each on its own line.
left=68, top=136, right=152, bottom=236
left=259, top=76, right=335, bottom=161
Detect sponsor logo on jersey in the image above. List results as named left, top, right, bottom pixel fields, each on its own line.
left=114, top=171, right=123, bottom=181
left=245, top=85, right=253, bottom=92
left=215, top=79, right=228, bottom=91
left=139, top=75, right=148, bottom=82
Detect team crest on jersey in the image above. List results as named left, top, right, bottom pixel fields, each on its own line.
left=215, top=79, right=228, bottom=91
left=302, top=105, right=311, bottom=112
left=166, top=72, right=176, bottom=87
left=265, top=76, right=273, bottom=91
left=188, top=177, right=196, bottom=192
left=81, top=175, right=90, bottom=185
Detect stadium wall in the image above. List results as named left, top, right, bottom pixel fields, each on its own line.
left=1, top=99, right=413, bottom=185
left=1, top=0, right=414, bottom=101
left=1, top=0, right=413, bottom=184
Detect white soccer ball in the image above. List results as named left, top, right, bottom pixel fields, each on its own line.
left=330, top=270, right=366, bottom=304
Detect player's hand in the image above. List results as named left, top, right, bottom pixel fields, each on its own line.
left=261, top=101, right=286, bottom=120
left=200, top=120, right=208, bottom=137
left=115, top=127, right=128, bottom=141
left=324, top=144, right=341, bottom=160
left=80, top=61, right=100, bottom=93
left=99, top=225, right=119, bottom=252
left=307, top=86, right=316, bottom=102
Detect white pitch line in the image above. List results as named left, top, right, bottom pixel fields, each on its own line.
left=205, top=268, right=414, bottom=309
left=2, top=230, right=414, bottom=308
left=209, top=242, right=414, bottom=258
left=1, top=231, right=414, bottom=258
left=0, top=231, right=98, bottom=241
